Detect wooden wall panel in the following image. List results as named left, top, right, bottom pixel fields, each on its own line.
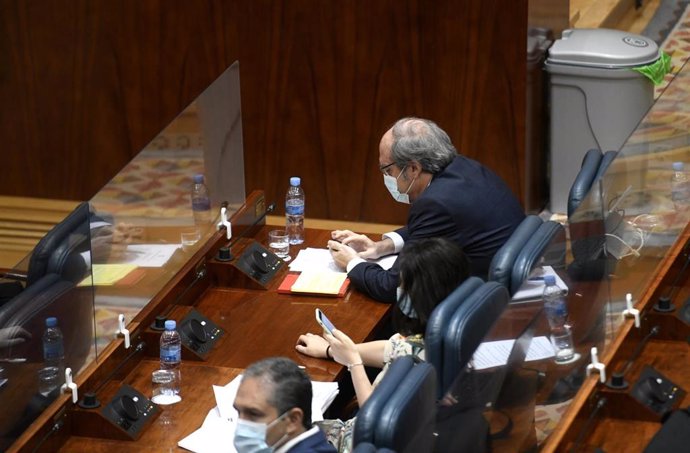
left=0, top=0, right=527, bottom=225
left=0, top=1, right=237, bottom=200
left=236, top=0, right=528, bottom=223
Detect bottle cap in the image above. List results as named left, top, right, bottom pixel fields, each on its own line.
left=290, top=176, right=301, bottom=186
left=45, top=317, right=57, bottom=327
left=165, top=320, right=177, bottom=331
left=193, top=174, right=205, bottom=184
left=673, top=162, right=684, bottom=171
left=543, top=275, right=556, bottom=286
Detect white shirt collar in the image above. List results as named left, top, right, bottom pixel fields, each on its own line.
left=275, top=426, right=320, bottom=453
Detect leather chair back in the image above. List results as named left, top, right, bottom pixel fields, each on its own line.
left=567, top=149, right=602, bottom=218
left=425, top=276, right=483, bottom=398
left=488, top=216, right=543, bottom=290
left=441, top=282, right=510, bottom=394
left=353, top=356, right=414, bottom=444
left=510, top=220, right=566, bottom=294
left=354, top=357, right=436, bottom=453
left=27, top=202, right=91, bottom=286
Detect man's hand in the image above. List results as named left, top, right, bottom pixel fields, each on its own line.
left=328, top=240, right=359, bottom=270
left=331, top=230, right=380, bottom=259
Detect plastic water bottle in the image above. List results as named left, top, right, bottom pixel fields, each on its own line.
left=40, top=317, right=64, bottom=392
left=285, top=176, right=305, bottom=245
left=191, top=174, right=212, bottom=225
left=543, top=275, right=574, bottom=363
left=671, top=162, right=690, bottom=211
left=160, top=320, right=181, bottom=393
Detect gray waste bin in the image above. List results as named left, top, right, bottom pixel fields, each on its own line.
left=546, top=28, right=659, bottom=214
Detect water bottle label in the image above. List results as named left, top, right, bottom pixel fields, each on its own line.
left=43, top=343, right=64, bottom=360
left=286, top=204, right=304, bottom=216
left=161, top=345, right=181, bottom=363
left=192, top=198, right=211, bottom=211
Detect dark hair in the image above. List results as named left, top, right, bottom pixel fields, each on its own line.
left=394, top=237, right=470, bottom=335
left=243, top=357, right=313, bottom=429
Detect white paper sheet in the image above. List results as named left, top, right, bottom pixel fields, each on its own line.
left=510, top=265, right=569, bottom=301
left=123, top=244, right=180, bottom=267
left=471, top=336, right=555, bottom=370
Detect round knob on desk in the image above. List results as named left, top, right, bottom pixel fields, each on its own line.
left=653, top=296, right=675, bottom=313
left=115, top=395, right=140, bottom=421
left=151, top=315, right=167, bottom=331
left=606, top=372, right=628, bottom=390
left=78, top=392, right=101, bottom=409
left=217, top=247, right=233, bottom=262
left=184, top=319, right=208, bottom=344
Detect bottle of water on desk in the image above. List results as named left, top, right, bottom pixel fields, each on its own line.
left=159, top=320, right=181, bottom=398
left=543, top=275, right=574, bottom=363
left=286, top=176, right=305, bottom=245
left=40, top=317, right=64, bottom=393
left=671, top=162, right=690, bottom=211
left=191, top=174, right=212, bottom=225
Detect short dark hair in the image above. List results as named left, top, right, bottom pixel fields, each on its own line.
left=243, top=357, right=312, bottom=429
left=394, top=237, right=470, bottom=335
left=390, top=117, right=456, bottom=174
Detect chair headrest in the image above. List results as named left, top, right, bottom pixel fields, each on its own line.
left=27, top=203, right=91, bottom=286
left=567, top=149, right=603, bottom=218
left=425, top=276, right=483, bottom=397
left=488, top=215, right=543, bottom=289
left=510, top=221, right=566, bottom=294
left=442, top=282, right=510, bottom=394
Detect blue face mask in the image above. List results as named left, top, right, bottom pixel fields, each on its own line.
left=233, top=412, right=288, bottom=453
left=384, top=167, right=416, bottom=204
left=396, top=287, right=419, bottom=319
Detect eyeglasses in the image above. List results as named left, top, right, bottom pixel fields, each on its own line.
left=379, top=162, right=395, bottom=176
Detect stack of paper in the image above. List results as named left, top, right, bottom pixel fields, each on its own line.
left=178, top=375, right=339, bottom=453
left=471, top=336, right=555, bottom=370
left=289, top=247, right=397, bottom=273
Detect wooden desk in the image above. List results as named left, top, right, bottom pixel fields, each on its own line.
left=9, top=191, right=391, bottom=452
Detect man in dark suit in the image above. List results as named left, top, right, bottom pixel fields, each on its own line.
left=233, top=357, right=336, bottom=453
left=329, top=117, right=525, bottom=303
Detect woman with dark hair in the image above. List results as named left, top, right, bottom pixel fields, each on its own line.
left=295, top=237, right=470, bottom=452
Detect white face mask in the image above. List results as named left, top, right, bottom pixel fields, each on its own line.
left=233, top=412, right=288, bottom=453
left=383, top=166, right=416, bottom=204
left=396, top=287, right=419, bottom=319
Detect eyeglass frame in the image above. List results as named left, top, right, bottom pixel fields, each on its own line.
left=379, top=162, right=396, bottom=176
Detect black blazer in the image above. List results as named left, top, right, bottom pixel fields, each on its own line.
left=348, top=156, right=525, bottom=303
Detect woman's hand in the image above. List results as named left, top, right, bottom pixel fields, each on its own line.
left=295, top=333, right=330, bottom=359
left=324, top=329, right=362, bottom=366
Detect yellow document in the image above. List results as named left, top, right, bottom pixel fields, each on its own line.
left=79, top=264, right=138, bottom=286
left=290, top=270, right=348, bottom=295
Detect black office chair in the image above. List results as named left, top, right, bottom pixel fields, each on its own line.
left=425, top=276, right=483, bottom=398
left=26, top=202, right=92, bottom=286
left=353, top=356, right=437, bottom=453
left=509, top=220, right=566, bottom=294
left=488, top=215, right=543, bottom=292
